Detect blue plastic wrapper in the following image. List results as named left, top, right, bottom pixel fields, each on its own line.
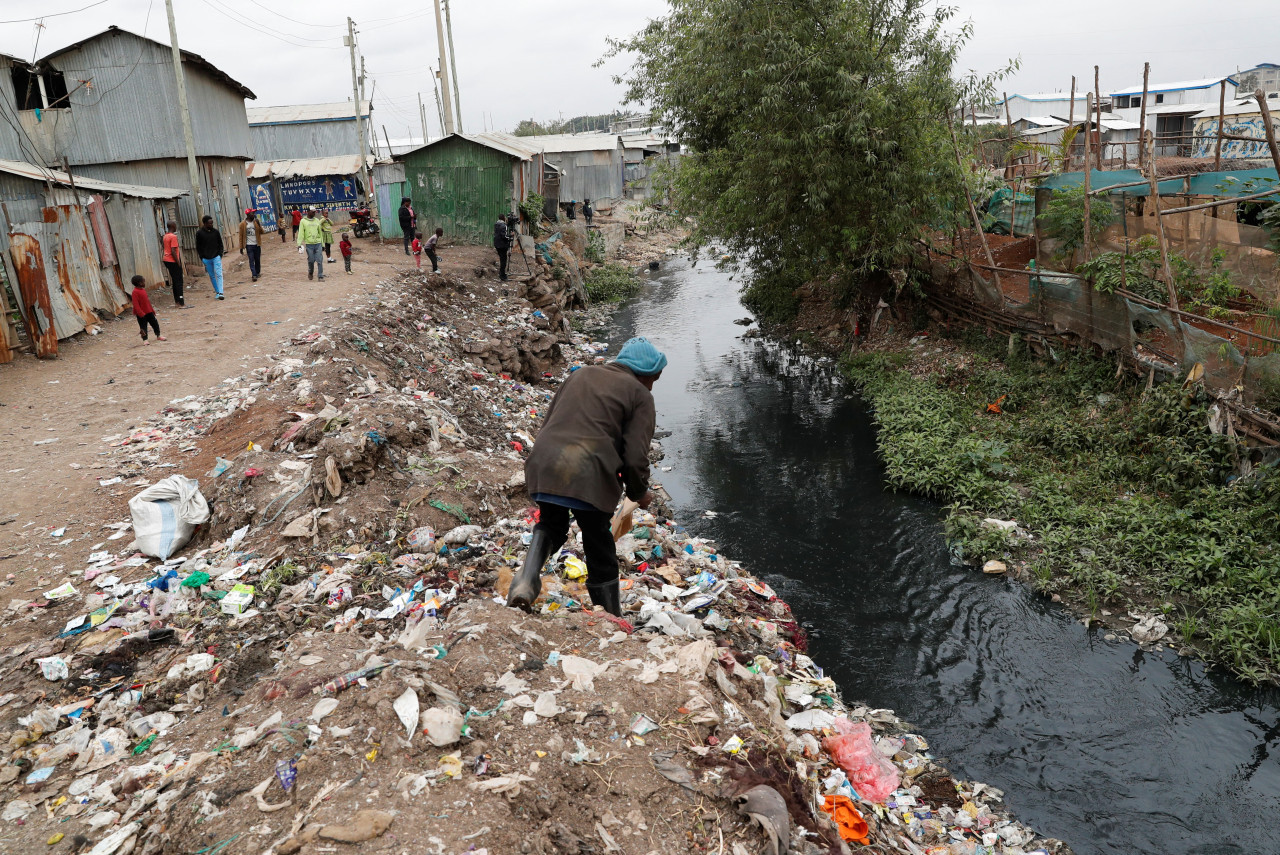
left=275, top=758, right=297, bottom=791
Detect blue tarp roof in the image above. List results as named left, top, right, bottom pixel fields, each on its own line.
left=1038, top=168, right=1278, bottom=198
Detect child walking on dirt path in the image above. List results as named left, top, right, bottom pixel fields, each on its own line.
left=339, top=232, right=353, bottom=275
left=321, top=209, right=335, bottom=262
left=412, top=231, right=423, bottom=270
left=131, top=275, right=166, bottom=344
left=426, top=227, right=442, bottom=273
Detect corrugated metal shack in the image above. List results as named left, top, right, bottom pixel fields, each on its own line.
left=620, top=132, right=680, bottom=199
left=0, top=159, right=184, bottom=360
left=372, top=160, right=407, bottom=240
left=247, top=101, right=372, bottom=162
left=394, top=133, right=549, bottom=245
left=528, top=133, right=626, bottom=205
left=25, top=27, right=255, bottom=271
left=246, top=154, right=374, bottom=229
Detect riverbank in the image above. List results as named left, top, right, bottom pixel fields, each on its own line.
left=767, top=279, right=1280, bottom=684
left=0, top=229, right=1070, bottom=855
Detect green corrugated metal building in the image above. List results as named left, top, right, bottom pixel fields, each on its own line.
left=394, top=132, right=550, bottom=245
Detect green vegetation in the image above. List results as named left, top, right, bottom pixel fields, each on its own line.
left=1038, top=184, right=1117, bottom=262
left=585, top=229, right=607, bottom=263
left=1078, top=238, right=1240, bottom=318
left=846, top=332, right=1280, bottom=683
left=519, top=192, right=545, bottom=227
left=608, top=0, right=1010, bottom=320
left=584, top=264, right=642, bottom=303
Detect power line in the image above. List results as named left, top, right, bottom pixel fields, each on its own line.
left=203, top=0, right=342, bottom=43
left=195, top=0, right=342, bottom=49
left=0, top=0, right=110, bottom=25
left=237, top=0, right=344, bottom=29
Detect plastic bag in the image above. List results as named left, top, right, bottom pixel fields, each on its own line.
left=128, top=475, right=210, bottom=559
left=822, top=717, right=900, bottom=803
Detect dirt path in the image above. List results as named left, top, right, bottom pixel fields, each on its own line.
left=0, top=236, right=494, bottom=554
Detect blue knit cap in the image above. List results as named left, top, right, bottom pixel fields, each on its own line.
left=614, top=336, right=668, bottom=376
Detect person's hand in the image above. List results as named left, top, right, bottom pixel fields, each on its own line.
left=638, top=490, right=653, bottom=510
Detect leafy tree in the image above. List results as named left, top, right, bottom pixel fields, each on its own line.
left=606, top=0, right=1008, bottom=318
left=513, top=112, right=627, bottom=136
left=1037, top=184, right=1116, bottom=263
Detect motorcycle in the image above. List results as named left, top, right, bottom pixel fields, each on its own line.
left=351, top=207, right=379, bottom=238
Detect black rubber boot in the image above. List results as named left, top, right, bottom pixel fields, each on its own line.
left=508, top=529, right=552, bottom=612
left=586, top=579, right=622, bottom=617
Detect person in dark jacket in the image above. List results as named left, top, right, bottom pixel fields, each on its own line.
left=398, top=198, right=416, bottom=255
left=194, top=215, right=225, bottom=300
left=510, top=336, right=667, bottom=616
left=583, top=198, right=593, bottom=226
left=493, top=214, right=511, bottom=281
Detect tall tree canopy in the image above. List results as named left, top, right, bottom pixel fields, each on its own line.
left=609, top=0, right=1002, bottom=315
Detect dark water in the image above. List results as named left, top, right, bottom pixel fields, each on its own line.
left=606, top=257, right=1280, bottom=855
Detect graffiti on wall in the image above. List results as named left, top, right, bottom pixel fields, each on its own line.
left=1193, top=116, right=1279, bottom=159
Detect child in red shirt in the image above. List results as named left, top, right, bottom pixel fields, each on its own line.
left=411, top=231, right=423, bottom=270
left=339, top=232, right=353, bottom=275
left=130, top=275, right=166, bottom=344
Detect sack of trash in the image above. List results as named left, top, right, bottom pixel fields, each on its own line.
left=823, top=716, right=900, bottom=803
left=128, top=475, right=211, bottom=559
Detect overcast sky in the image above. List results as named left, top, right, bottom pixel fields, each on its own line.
left=2, top=0, right=1278, bottom=142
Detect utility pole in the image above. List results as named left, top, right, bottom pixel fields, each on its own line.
left=418, top=92, right=428, bottom=143
left=443, top=0, right=462, bottom=132
left=431, top=68, right=446, bottom=137
left=164, top=0, right=203, bottom=221
left=346, top=18, right=372, bottom=214
left=432, top=0, right=455, bottom=134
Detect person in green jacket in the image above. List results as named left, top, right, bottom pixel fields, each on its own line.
left=320, top=208, right=335, bottom=262
left=296, top=208, right=326, bottom=281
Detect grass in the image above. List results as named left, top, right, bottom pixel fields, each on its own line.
left=845, top=330, right=1280, bottom=683
left=584, top=264, right=642, bottom=304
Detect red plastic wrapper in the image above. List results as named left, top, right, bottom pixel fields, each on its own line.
left=822, top=717, right=900, bottom=803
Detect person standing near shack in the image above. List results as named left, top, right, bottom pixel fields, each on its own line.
left=296, top=207, right=326, bottom=281
left=509, top=336, right=666, bottom=616
left=583, top=198, right=594, bottom=226
left=195, top=215, right=225, bottom=300
left=238, top=208, right=262, bottom=282
left=493, top=213, right=511, bottom=281
left=425, top=227, right=443, bottom=273
left=398, top=198, right=416, bottom=256
left=320, top=208, right=335, bottom=263
left=161, top=221, right=185, bottom=308
left=290, top=207, right=303, bottom=241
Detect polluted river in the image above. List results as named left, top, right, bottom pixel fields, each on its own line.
left=605, top=256, right=1280, bottom=855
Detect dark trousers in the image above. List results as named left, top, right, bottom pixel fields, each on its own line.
left=324, top=242, right=332, bottom=259
left=279, top=226, right=288, bottom=242
left=246, top=244, right=261, bottom=278
left=163, top=260, right=184, bottom=305
left=534, top=502, right=618, bottom=586
left=403, top=230, right=413, bottom=254
left=343, top=255, right=352, bottom=272
left=136, top=312, right=160, bottom=340
left=426, top=248, right=438, bottom=272
left=496, top=246, right=509, bottom=279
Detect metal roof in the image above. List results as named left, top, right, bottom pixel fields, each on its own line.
left=40, top=26, right=255, bottom=99
left=0, top=158, right=185, bottom=199
left=1019, top=116, right=1066, bottom=128
left=512, top=133, right=623, bottom=153
left=1143, top=103, right=1216, bottom=116
left=247, top=101, right=372, bottom=126
left=245, top=155, right=374, bottom=180
left=394, top=132, right=541, bottom=162
left=1193, top=99, right=1274, bottom=119
left=1109, top=76, right=1235, bottom=97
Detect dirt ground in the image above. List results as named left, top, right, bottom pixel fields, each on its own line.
left=0, top=236, right=505, bottom=555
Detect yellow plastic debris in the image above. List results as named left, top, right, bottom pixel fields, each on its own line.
left=47, top=833, right=64, bottom=845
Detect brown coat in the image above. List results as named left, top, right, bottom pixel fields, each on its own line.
left=525, top=363, right=655, bottom=512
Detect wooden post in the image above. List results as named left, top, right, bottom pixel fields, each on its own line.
left=946, top=112, right=997, bottom=270
left=1253, top=89, right=1280, bottom=175
left=1095, top=66, right=1104, bottom=170
left=1082, top=93, right=1093, bottom=263
left=1068, top=76, right=1076, bottom=169
left=1214, top=81, right=1226, bottom=172
left=1138, top=62, right=1150, bottom=169
left=1144, top=130, right=1180, bottom=311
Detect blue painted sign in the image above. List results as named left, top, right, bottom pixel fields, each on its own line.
left=250, top=183, right=278, bottom=231
left=279, top=175, right=358, bottom=205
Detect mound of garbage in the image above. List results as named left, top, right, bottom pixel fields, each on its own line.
left=0, top=260, right=1071, bottom=855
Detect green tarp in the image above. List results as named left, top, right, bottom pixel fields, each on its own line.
left=986, top=188, right=1036, bottom=236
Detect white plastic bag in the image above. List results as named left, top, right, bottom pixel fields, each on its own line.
left=128, top=475, right=210, bottom=559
